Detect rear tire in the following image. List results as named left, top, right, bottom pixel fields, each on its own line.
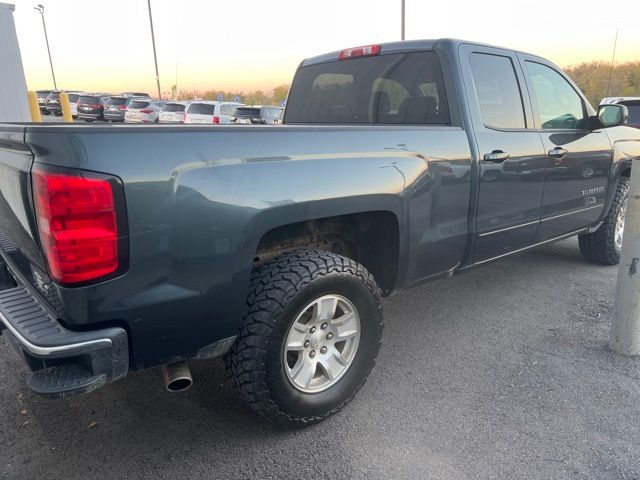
left=578, top=177, right=629, bottom=265
left=226, top=250, right=383, bottom=425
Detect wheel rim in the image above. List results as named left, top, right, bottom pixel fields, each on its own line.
left=615, top=200, right=627, bottom=251
left=283, top=294, right=361, bottom=393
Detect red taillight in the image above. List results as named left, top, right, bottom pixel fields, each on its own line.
left=338, top=44, right=381, bottom=60
left=90, top=103, right=101, bottom=109
left=32, top=168, right=121, bottom=285
left=184, top=114, right=189, bottom=123
left=213, top=115, right=220, bottom=124
left=117, top=105, right=127, bottom=111
left=140, top=109, right=153, bottom=114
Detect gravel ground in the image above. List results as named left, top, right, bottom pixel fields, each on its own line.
left=1, top=237, right=639, bottom=480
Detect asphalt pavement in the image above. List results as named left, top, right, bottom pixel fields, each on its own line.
left=1, top=237, right=639, bottom=479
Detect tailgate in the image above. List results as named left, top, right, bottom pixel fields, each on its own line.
left=0, top=127, right=46, bottom=274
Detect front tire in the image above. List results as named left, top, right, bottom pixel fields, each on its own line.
left=578, top=177, right=629, bottom=265
left=226, top=250, right=383, bottom=425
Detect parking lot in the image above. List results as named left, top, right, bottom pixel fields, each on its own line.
left=1, top=237, right=638, bottom=479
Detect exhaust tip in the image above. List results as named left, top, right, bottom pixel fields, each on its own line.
left=161, top=361, right=193, bottom=392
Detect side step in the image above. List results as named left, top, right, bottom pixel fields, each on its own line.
left=27, top=364, right=107, bottom=398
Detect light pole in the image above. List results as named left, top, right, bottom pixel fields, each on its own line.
left=147, top=0, right=162, bottom=99
left=33, top=4, right=56, bottom=90
left=401, top=0, right=405, bottom=40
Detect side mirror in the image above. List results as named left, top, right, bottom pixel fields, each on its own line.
left=597, top=104, right=629, bottom=128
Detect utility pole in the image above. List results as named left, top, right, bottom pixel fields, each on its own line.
left=611, top=157, right=640, bottom=355
left=33, top=4, right=56, bottom=90
left=606, top=28, right=619, bottom=98
left=147, top=0, right=161, bottom=98
left=400, top=0, right=405, bottom=41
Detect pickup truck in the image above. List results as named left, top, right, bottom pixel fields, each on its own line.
left=0, top=39, right=638, bottom=425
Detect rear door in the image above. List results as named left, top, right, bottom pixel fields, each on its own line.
left=459, top=44, right=547, bottom=262
left=186, top=103, right=215, bottom=123
left=518, top=55, right=613, bottom=240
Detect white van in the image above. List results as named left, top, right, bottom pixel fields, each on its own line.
left=184, top=101, right=243, bottom=124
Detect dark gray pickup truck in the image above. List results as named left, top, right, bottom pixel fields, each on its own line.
left=0, top=39, right=639, bottom=425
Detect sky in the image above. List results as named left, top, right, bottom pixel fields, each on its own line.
left=10, top=0, right=639, bottom=96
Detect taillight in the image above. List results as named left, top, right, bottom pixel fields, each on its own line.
left=32, top=167, right=124, bottom=285
left=90, top=103, right=101, bottom=109
left=213, top=115, right=220, bottom=124
left=184, top=114, right=189, bottom=123
left=117, top=105, right=127, bottom=111
left=338, top=44, right=381, bottom=60
left=140, top=109, right=153, bottom=114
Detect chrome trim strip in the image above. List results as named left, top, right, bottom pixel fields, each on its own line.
left=478, top=220, right=540, bottom=237
left=471, top=227, right=588, bottom=267
left=0, top=311, right=111, bottom=356
left=541, top=204, right=603, bottom=222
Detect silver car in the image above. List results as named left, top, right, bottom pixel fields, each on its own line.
left=158, top=102, right=190, bottom=123
left=124, top=99, right=167, bottom=123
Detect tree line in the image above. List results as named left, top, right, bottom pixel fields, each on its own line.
left=565, top=61, right=640, bottom=107
left=169, top=61, right=639, bottom=108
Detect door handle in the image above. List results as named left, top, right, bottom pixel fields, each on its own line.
left=483, top=150, right=510, bottom=163
left=548, top=147, right=568, bottom=159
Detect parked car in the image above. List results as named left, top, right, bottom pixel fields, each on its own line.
left=36, top=90, right=53, bottom=114
left=231, top=106, right=283, bottom=125
left=600, top=97, right=640, bottom=129
left=43, top=91, right=63, bottom=116
left=158, top=102, right=190, bottom=123
left=124, top=99, right=166, bottom=123
left=104, top=96, right=147, bottom=122
left=76, top=94, right=112, bottom=122
left=184, top=101, right=242, bottom=124
left=67, top=92, right=82, bottom=119
left=0, top=39, right=638, bottom=427
left=45, top=91, right=81, bottom=117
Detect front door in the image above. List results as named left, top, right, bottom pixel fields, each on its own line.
left=518, top=56, right=613, bottom=240
left=460, top=45, right=547, bottom=262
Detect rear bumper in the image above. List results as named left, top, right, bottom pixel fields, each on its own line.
left=0, top=242, right=128, bottom=397
left=103, top=112, right=125, bottom=122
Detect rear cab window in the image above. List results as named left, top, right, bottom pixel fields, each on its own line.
left=285, top=51, right=450, bottom=125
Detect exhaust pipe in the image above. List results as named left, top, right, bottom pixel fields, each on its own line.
left=161, top=361, right=193, bottom=392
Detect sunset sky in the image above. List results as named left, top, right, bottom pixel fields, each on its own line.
left=11, top=0, right=639, bottom=95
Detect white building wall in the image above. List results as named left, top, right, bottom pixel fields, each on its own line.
left=0, top=3, right=30, bottom=122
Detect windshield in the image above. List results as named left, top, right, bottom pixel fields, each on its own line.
left=188, top=103, right=215, bottom=115
left=78, top=96, right=99, bottom=104
left=235, top=107, right=261, bottom=117
left=163, top=104, right=186, bottom=112
left=285, top=51, right=450, bottom=125
left=108, top=97, right=128, bottom=106
left=129, top=101, right=150, bottom=109
left=622, top=103, right=640, bottom=124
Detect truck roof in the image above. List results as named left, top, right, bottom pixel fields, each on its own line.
left=301, top=38, right=542, bottom=67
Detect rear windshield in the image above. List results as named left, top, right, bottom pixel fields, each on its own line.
left=163, top=103, right=186, bottom=112
left=621, top=102, right=640, bottom=124
left=78, top=96, right=98, bottom=104
left=108, top=97, right=128, bottom=105
left=220, top=104, right=238, bottom=115
left=235, top=107, right=261, bottom=117
left=188, top=103, right=215, bottom=115
left=37, top=91, right=52, bottom=98
left=129, top=101, right=150, bottom=109
left=285, top=51, right=450, bottom=125
left=67, top=94, right=80, bottom=102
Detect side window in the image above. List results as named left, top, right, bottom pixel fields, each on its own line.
left=470, top=53, right=526, bottom=129
left=525, top=61, right=586, bottom=130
